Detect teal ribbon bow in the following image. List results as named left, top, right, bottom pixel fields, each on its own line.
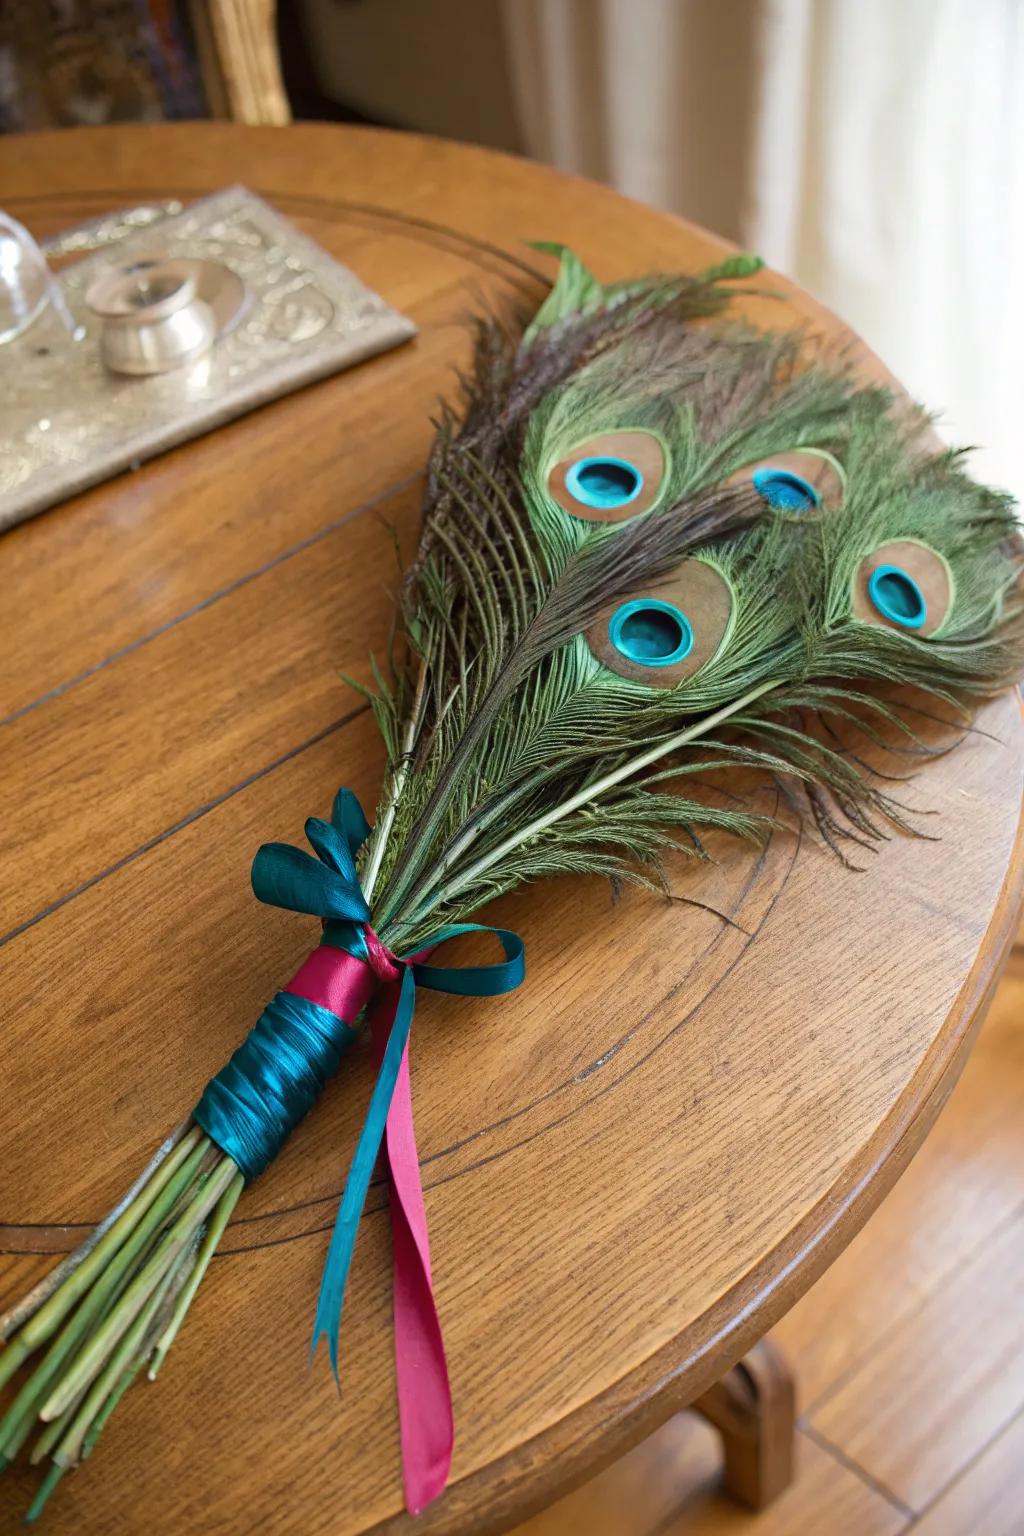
left=249, top=788, right=526, bottom=1375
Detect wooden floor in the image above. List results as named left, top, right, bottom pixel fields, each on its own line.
left=512, top=948, right=1024, bottom=1536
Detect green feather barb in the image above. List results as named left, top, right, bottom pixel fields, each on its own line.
left=354, top=246, right=1024, bottom=943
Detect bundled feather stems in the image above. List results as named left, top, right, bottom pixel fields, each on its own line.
left=3, top=243, right=1022, bottom=1522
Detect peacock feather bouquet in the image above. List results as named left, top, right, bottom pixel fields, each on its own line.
left=2, top=246, right=1022, bottom=1522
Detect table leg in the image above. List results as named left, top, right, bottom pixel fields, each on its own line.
left=691, top=1338, right=795, bottom=1509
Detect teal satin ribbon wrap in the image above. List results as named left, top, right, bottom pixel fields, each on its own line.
left=193, top=786, right=525, bottom=1376
left=193, top=991, right=358, bottom=1179
left=192, top=788, right=374, bottom=1179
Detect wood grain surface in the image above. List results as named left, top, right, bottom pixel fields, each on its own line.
left=912, top=1410, right=1024, bottom=1535
left=511, top=1414, right=908, bottom=1536
left=0, top=124, right=1021, bottom=1536
left=511, top=951, right=1024, bottom=1534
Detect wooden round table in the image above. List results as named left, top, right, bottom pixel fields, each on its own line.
left=1, top=124, right=1022, bottom=1536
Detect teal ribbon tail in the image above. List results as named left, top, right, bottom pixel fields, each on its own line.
left=310, top=923, right=526, bottom=1379
left=310, top=965, right=416, bottom=1378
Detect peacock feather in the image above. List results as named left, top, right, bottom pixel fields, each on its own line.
left=360, top=246, right=1024, bottom=946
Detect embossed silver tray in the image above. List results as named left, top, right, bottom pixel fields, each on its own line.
left=0, top=186, right=416, bottom=530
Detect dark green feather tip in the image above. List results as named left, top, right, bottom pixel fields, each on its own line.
left=699, top=252, right=765, bottom=282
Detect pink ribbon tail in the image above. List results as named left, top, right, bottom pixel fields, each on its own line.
left=371, top=995, right=453, bottom=1515
left=287, top=942, right=453, bottom=1512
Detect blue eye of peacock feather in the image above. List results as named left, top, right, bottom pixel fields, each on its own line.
left=752, top=467, right=820, bottom=511
left=868, top=565, right=927, bottom=629
left=565, top=455, right=644, bottom=510
left=609, top=599, right=694, bottom=666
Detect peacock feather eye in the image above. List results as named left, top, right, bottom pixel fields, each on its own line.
left=728, top=448, right=844, bottom=514
left=587, top=559, right=735, bottom=687
left=867, top=566, right=926, bottom=628
left=547, top=429, right=668, bottom=523
left=566, top=456, right=643, bottom=510
left=752, top=466, right=819, bottom=511
left=609, top=599, right=694, bottom=666
left=852, top=539, right=954, bottom=638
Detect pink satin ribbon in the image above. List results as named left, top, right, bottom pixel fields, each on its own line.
left=285, top=944, right=452, bottom=1514
left=286, top=945, right=378, bottom=1021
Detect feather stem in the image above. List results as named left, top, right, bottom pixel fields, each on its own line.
left=0, top=1117, right=192, bottom=1343
left=419, top=678, right=782, bottom=916
left=394, top=761, right=563, bottom=918
left=363, top=662, right=429, bottom=905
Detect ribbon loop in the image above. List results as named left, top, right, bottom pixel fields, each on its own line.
left=251, top=840, right=370, bottom=924
left=330, top=785, right=373, bottom=854
left=304, top=815, right=359, bottom=882
left=413, top=923, right=526, bottom=997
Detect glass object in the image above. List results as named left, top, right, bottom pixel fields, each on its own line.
left=0, top=212, right=84, bottom=345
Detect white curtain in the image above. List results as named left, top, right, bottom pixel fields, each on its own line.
left=501, top=0, right=1024, bottom=500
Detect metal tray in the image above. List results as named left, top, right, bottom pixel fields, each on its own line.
left=0, top=185, right=416, bottom=530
